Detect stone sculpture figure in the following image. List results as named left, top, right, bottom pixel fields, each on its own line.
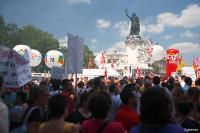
left=125, top=9, right=140, bottom=35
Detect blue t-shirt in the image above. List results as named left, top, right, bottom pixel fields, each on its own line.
left=130, top=123, right=186, bottom=133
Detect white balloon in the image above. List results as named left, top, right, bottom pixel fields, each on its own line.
left=30, top=49, right=42, bottom=67
left=13, top=45, right=32, bottom=63
left=151, top=45, right=165, bottom=61
left=44, top=50, right=64, bottom=68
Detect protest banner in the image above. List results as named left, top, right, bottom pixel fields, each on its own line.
left=166, top=49, right=179, bottom=78
left=0, top=46, right=32, bottom=88
left=51, top=66, right=64, bottom=80
left=66, top=33, right=84, bottom=75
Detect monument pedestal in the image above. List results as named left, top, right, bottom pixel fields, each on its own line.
left=125, top=35, right=152, bottom=69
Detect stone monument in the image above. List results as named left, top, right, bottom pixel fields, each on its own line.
left=125, top=9, right=152, bottom=69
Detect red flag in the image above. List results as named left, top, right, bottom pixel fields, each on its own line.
left=193, top=57, right=198, bottom=71
left=104, top=67, right=107, bottom=80
left=135, top=67, right=142, bottom=78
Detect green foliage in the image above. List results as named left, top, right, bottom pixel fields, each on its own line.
left=83, top=45, right=97, bottom=68
left=0, top=16, right=6, bottom=45
left=0, top=15, right=96, bottom=72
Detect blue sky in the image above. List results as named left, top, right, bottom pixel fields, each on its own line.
left=0, top=0, right=200, bottom=65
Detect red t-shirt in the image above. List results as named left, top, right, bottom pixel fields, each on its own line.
left=61, top=91, right=74, bottom=114
left=82, top=119, right=126, bottom=133
left=115, top=105, right=139, bottom=132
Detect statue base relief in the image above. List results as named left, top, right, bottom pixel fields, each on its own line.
left=125, top=34, right=153, bottom=69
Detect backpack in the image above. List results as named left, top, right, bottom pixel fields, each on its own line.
left=10, top=107, right=37, bottom=133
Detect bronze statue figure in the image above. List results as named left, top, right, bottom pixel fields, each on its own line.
left=125, top=9, right=140, bottom=35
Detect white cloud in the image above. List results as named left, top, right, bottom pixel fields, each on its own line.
left=66, top=0, right=92, bottom=4
left=59, top=36, right=68, bottom=47
left=169, top=42, right=200, bottom=53
left=164, top=35, right=173, bottom=40
left=146, top=24, right=164, bottom=34
left=107, top=41, right=126, bottom=54
left=115, top=4, right=200, bottom=36
left=96, top=19, right=111, bottom=29
left=157, top=4, right=200, bottom=28
left=91, top=38, right=98, bottom=43
left=114, top=21, right=130, bottom=37
left=140, top=23, right=146, bottom=35
left=140, top=4, right=200, bottom=34
left=180, top=30, right=199, bottom=38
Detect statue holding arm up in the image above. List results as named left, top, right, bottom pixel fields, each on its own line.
left=125, top=9, right=140, bottom=35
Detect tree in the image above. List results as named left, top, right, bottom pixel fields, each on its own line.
left=18, top=25, right=59, bottom=72
left=0, top=15, right=7, bottom=45
left=0, top=15, right=96, bottom=72
left=4, top=23, right=21, bottom=47
left=83, top=45, right=97, bottom=68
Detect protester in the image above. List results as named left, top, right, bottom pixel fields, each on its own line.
left=183, top=77, right=192, bottom=95
left=130, top=86, right=185, bottom=133
left=107, top=83, right=121, bottom=121
left=49, top=79, right=61, bottom=96
left=61, top=79, right=74, bottom=115
left=115, top=84, right=139, bottom=132
left=144, top=78, right=152, bottom=90
left=22, top=85, right=49, bottom=133
left=175, top=97, right=200, bottom=131
left=65, top=91, right=92, bottom=124
left=152, top=76, right=161, bottom=86
left=171, top=86, right=185, bottom=103
left=91, top=77, right=103, bottom=93
left=39, top=94, right=80, bottom=133
left=10, top=91, right=28, bottom=130
left=82, top=92, right=126, bottom=133
left=167, top=76, right=176, bottom=92
left=85, top=79, right=94, bottom=92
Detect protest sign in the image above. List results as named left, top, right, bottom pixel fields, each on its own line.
left=51, top=66, right=64, bottom=80
left=0, top=46, right=32, bottom=88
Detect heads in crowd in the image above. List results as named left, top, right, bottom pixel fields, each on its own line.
left=140, top=86, right=173, bottom=125
left=120, top=84, right=138, bottom=108
left=88, top=92, right=111, bottom=119
left=171, top=86, right=184, bottom=102
left=152, top=76, right=160, bottom=85
left=48, top=94, right=68, bottom=119
left=185, top=77, right=193, bottom=87
left=29, top=85, right=49, bottom=107
left=79, top=91, right=91, bottom=108
left=62, top=79, right=74, bottom=94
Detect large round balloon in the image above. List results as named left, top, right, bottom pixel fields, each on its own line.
left=44, top=50, right=64, bottom=68
left=30, top=49, right=42, bottom=67
left=151, top=45, right=165, bottom=61
left=13, top=45, right=32, bottom=62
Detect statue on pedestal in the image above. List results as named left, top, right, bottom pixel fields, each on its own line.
left=124, top=9, right=153, bottom=68
left=125, top=9, right=140, bottom=36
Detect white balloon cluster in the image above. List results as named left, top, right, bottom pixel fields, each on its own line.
left=13, top=45, right=64, bottom=68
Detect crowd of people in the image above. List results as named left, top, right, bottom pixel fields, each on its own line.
left=0, top=74, right=200, bottom=133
